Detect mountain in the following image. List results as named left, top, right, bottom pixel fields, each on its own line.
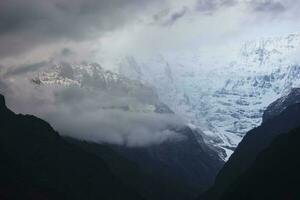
left=70, top=126, right=223, bottom=200
left=0, top=94, right=143, bottom=200
left=220, top=126, right=300, bottom=200
left=118, top=33, right=300, bottom=159
left=27, top=63, right=224, bottom=200
left=199, top=88, right=300, bottom=200
left=68, top=128, right=221, bottom=200
left=263, top=88, right=300, bottom=122
left=31, top=61, right=171, bottom=114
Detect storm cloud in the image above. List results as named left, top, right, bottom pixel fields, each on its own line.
left=0, top=0, right=163, bottom=58
left=1, top=0, right=300, bottom=60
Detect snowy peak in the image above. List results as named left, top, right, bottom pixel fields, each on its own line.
left=117, top=33, right=300, bottom=160
left=31, top=61, right=167, bottom=114
left=238, top=33, right=300, bottom=72
left=27, top=33, right=300, bottom=161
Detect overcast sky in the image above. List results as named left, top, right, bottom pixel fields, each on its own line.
left=0, top=0, right=300, bottom=146
left=0, top=0, right=300, bottom=68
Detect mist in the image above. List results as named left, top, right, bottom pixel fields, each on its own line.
left=0, top=65, right=186, bottom=147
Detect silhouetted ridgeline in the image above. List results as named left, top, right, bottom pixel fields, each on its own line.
left=68, top=125, right=223, bottom=200
left=0, top=94, right=143, bottom=200
left=0, top=93, right=224, bottom=200
left=221, top=126, right=300, bottom=200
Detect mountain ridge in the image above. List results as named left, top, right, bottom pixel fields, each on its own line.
left=221, top=125, right=300, bottom=200
left=199, top=88, right=300, bottom=200
left=118, top=33, right=300, bottom=159
left=0, top=93, right=144, bottom=200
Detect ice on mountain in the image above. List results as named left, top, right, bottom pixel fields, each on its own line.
left=118, top=33, right=300, bottom=160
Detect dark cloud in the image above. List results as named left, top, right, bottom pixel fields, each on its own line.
left=4, top=61, right=48, bottom=78
left=163, top=7, right=188, bottom=26
left=0, top=0, right=161, bottom=58
left=196, top=0, right=237, bottom=14
left=61, top=48, right=74, bottom=57
left=151, top=7, right=189, bottom=27
left=59, top=62, right=74, bottom=79
left=196, top=0, right=218, bottom=13
left=250, top=0, right=286, bottom=14
left=195, top=0, right=289, bottom=17
left=221, top=0, right=237, bottom=7
left=153, top=9, right=170, bottom=22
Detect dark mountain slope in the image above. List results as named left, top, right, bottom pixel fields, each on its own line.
left=221, top=126, right=300, bottom=200
left=70, top=126, right=223, bottom=200
left=0, top=91, right=223, bottom=200
left=263, top=88, right=300, bottom=123
left=0, top=94, right=143, bottom=200
left=200, top=90, right=300, bottom=200
left=24, top=61, right=224, bottom=200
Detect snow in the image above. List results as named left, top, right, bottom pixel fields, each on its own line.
left=31, top=33, right=300, bottom=161
left=118, top=33, right=300, bottom=160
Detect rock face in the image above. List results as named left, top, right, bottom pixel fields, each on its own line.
left=199, top=89, right=300, bottom=200
left=0, top=94, right=143, bottom=200
left=118, top=33, right=300, bottom=159
left=263, top=88, right=300, bottom=123
left=221, top=126, right=300, bottom=200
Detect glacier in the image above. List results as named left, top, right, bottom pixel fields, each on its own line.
left=118, top=33, right=300, bottom=160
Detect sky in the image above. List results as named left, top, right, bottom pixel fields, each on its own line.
left=0, top=0, right=300, bottom=146
left=1, top=0, right=300, bottom=68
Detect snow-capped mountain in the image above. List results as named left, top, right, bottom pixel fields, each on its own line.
left=31, top=62, right=171, bottom=114
left=27, top=62, right=225, bottom=199
left=27, top=33, right=300, bottom=160
left=118, top=33, right=300, bottom=160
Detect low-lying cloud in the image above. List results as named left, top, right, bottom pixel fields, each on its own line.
left=1, top=66, right=186, bottom=147
left=3, top=61, right=48, bottom=78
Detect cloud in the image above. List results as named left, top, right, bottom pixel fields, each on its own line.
left=61, top=48, right=74, bottom=57
left=196, top=0, right=218, bottom=13
left=163, top=7, right=189, bottom=26
left=49, top=109, right=185, bottom=147
left=194, top=0, right=291, bottom=17
left=151, top=6, right=189, bottom=27
left=221, top=0, right=237, bottom=7
left=195, top=0, right=237, bottom=14
left=1, top=0, right=299, bottom=65
left=3, top=61, right=48, bottom=78
left=250, top=0, right=286, bottom=14
left=0, top=0, right=163, bottom=59
left=0, top=63, right=186, bottom=147
left=153, top=9, right=171, bottom=22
